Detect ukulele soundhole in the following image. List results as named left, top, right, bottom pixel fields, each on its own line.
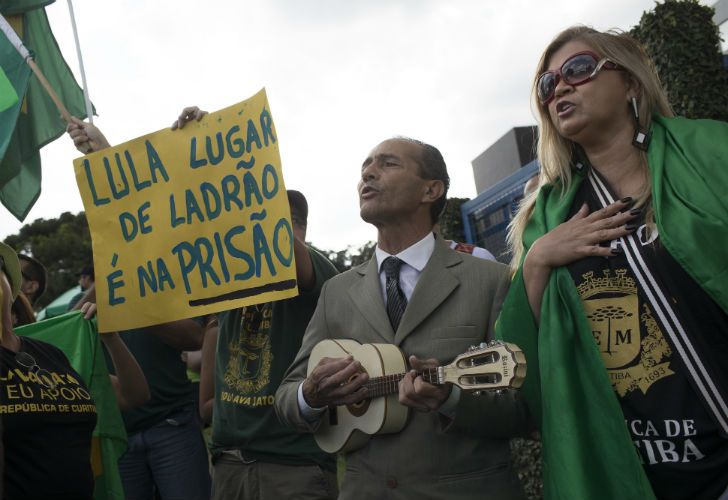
left=345, top=371, right=371, bottom=417
left=347, top=398, right=370, bottom=417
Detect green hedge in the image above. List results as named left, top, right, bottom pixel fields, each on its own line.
left=631, top=0, right=728, bottom=121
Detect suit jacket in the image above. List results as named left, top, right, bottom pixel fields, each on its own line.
left=275, top=237, right=529, bottom=499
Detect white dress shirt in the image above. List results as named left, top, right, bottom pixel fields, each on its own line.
left=375, top=232, right=435, bottom=303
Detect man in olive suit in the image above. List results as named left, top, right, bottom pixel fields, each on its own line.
left=275, top=137, right=529, bottom=499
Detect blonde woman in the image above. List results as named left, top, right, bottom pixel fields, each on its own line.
left=498, top=27, right=728, bottom=499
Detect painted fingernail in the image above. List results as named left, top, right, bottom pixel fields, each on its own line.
left=629, top=208, right=642, bottom=216
left=625, top=223, right=637, bottom=231
left=620, top=197, right=633, bottom=203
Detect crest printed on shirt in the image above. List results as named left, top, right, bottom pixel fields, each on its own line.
left=224, top=305, right=273, bottom=395
left=578, top=269, right=673, bottom=396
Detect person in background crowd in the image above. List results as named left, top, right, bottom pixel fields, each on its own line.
left=182, top=346, right=203, bottom=426
left=68, top=264, right=95, bottom=311
left=275, top=137, right=529, bottom=499
left=78, top=303, right=152, bottom=411
left=10, top=292, right=35, bottom=327
left=447, top=240, right=495, bottom=261
left=17, top=254, right=47, bottom=306
left=499, top=26, right=728, bottom=499
left=0, top=241, right=97, bottom=499
left=433, top=223, right=496, bottom=261
left=106, top=296, right=209, bottom=500
left=173, top=106, right=340, bottom=499
left=10, top=254, right=49, bottom=327
left=66, top=118, right=212, bottom=500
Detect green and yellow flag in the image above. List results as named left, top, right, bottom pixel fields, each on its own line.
left=0, top=14, right=30, bottom=161
left=17, top=312, right=127, bottom=500
left=0, top=0, right=92, bottom=220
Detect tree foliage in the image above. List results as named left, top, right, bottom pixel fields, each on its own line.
left=631, top=0, right=728, bottom=121
left=438, top=197, right=470, bottom=242
left=312, top=241, right=376, bottom=273
left=3, top=212, right=92, bottom=309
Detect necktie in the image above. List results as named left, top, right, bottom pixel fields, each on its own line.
left=382, top=257, right=407, bottom=331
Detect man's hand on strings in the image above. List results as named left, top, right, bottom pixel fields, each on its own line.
left=399, top=355, right=450, bottom=412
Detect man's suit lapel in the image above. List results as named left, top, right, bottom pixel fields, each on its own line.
left=394, top=239, right=461, bottom=345
left=349, top=256, right=395, bottom=343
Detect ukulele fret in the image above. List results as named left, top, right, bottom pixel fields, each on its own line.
left=364, top=368, right=441, bottom=397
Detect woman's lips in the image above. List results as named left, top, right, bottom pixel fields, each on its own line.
left=556, top=100, right=575, bottom=117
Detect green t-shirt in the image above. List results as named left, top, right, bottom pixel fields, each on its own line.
left=105, top=326, right=198, bottom=434
left=211, top=248, right=338, bottom=470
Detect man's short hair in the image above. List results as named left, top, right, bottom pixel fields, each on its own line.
left=18, top=254, right=48, bottom=301
left=397, top=137, right=450, bottom=224
left=287, top=190, right=308, bottom=226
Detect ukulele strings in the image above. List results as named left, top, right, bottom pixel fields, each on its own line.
left=363, top=368, right=438, bottom=397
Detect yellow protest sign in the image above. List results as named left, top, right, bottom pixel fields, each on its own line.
left=74, top=89, right=298, bottom=332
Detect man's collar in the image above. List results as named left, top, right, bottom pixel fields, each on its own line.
left=375, top=232, right=435, bottom=272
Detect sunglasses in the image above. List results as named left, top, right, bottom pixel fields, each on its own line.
left=537, top=51, right=621, bottom=105
left=16, top=351, right=58, bottom=390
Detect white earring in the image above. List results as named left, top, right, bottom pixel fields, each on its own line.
left=631, top=96, right=639, bottom=120
left=630, top=96, right=650, bottom=151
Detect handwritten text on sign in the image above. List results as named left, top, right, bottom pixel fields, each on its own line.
left=74, top=89, right=297, bottom=332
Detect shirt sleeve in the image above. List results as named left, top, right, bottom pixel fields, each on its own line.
left=297, top=381, right=327, bottom=422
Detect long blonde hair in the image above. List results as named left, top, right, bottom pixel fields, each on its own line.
left=507, top=26, right=674, bottom=270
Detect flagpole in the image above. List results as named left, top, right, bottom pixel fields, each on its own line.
left=0, top=13, right=74, bottom=124
left=66, top=0, right=93, bottom=123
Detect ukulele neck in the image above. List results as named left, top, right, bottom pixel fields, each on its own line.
left=364, top=368, right=441, bottom=398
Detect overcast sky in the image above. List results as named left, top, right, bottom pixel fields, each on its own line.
left=0, top=0, right=717, bottom=251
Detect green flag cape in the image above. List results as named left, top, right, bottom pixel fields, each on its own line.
left=17, top=312, right=127, bottom=500
left=496, top=115, right=728, bottom=500
left=0, top=1, right=93, bottom=220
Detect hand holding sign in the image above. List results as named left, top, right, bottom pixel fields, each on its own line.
left=172, top=106, right=208, bottom=130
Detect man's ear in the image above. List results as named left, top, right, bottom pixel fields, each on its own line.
left=423, top=180, right=445, bottom=203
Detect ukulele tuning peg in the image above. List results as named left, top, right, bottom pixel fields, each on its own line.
left=472, top=390, right=482, bottom=396
left=479, top=342, right=487, bottom=349
left=468, top=345, right=478, bottom=352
